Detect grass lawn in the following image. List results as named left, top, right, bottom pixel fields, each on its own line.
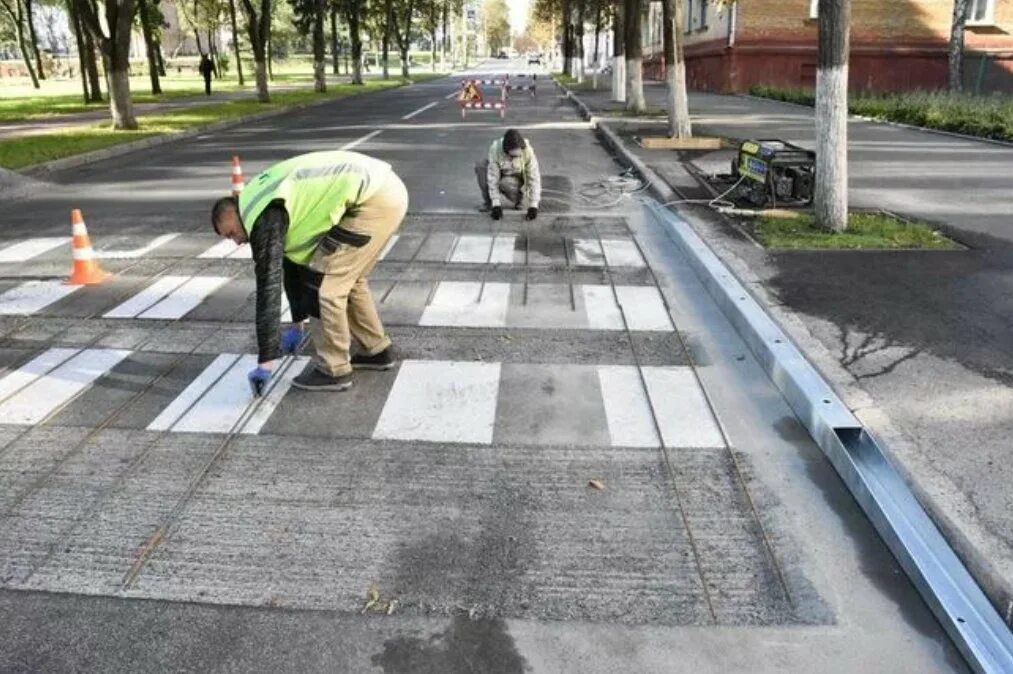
left=753, top=211, right=957, bottom=250
left=0, top=76, right=441, bottom=170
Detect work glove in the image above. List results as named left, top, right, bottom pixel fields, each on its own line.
left=491, top=205, right=503, bottom=221
left=526, top=207, right=538, bottom=221
left=247, top=366, right=272, bottom=397
left=280, top=324, right=304, bottom=354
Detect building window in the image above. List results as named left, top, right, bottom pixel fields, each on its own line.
left=809, top=0, right=818, bottom=19
left=700, top=0, right=708, bottom=28
left=967, top=0, right=995, bottom=25
left=686, top=0, right=695, bottom=33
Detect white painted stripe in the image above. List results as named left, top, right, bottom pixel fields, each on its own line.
left=0, top=348, right=79, bottom=405
left=597, top=365, right=660, bottom=447
left=373, top=360, right=501, bottom=444
left=0, top=280, right=80, bottom=316
left=228, top=244, right=253, bottom=259
left=170, top=354, right=259, bottom=433
left=444, top=91, right=458, bottom=100
left=341, top=130, right=383, bottom=151
left=378, top=234, right=400, bottom=260
left=642, top=367, right=724, bottom=448
left=450, top=235, right=493, bottom=263
left=148, top=354, right=238, bottom=431
left=138, top=276, right=230, bottom=319
left=240, top=356, right=309, bottom=434
left=490, top=234, right=516, bottom=263
left=581, top=285, right=624, bottom=330
left=198, top=240, right=243, bottom=259
left=419, top=281, right=510, bottom=328
left=0, top=238, right=66, bottom=263
left=615, top=286, right=673, bottom=331
left=402, top=101, right=439, bottom=119
left=103, top=276, right=188, bottom=318
left=0, top=349, right=131, bottom=425
left=100, top=233, right=180, bottom=259
left=601, top=239, right=645, bottom=267
left=572, top=239, right=605, bottom=266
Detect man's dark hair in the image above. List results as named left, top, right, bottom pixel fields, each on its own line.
left=211, top=196, right=238, bottom=234
left=503, top=129, right=524, bottom=152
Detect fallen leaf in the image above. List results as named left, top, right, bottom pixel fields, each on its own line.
left=588, top=479, right=605, bottom=491
left=387, top=599, right=398, bottom=615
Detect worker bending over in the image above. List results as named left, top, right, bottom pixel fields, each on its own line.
left=211, top=150, right=408, bottom=393
left=476, top=129, right=541, bottom=221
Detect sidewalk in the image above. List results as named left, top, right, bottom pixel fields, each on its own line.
left=560, top=76, right=1013, bottom=624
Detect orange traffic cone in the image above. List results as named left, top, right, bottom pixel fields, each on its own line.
left=66, top=209, right=110, bottom=285
left=231, top=155, right=245, bottom=197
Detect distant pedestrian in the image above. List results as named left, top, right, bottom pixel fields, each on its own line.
left=477, top=129, right=541, bottom=221
left=199, top=54, right=214, bottom=96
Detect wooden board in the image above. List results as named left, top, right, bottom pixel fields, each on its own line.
left=637, top=136, right=724, bottom=150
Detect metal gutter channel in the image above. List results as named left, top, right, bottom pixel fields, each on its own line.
left=646, top=201, right=1013, bottom=674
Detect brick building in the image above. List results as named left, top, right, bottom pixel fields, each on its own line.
left=643, top=0, right=1013, bottom=93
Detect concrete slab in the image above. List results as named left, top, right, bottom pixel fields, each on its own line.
left=419, top=282, right=511, bottom=328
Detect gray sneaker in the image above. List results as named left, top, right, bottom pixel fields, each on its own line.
left=292, top=368, right=353, bottom=391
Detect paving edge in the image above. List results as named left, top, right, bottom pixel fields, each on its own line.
left=18, top=80, right=427, bottom=178
left=554, top=77, right=1013, bottom=632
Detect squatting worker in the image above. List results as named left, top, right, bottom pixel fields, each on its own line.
left=476, top=128, right=541, bottom=222
left=210, top=150, right=408, bottom=394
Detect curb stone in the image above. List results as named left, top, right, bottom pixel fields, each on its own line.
left=554, top=77, right=1013, bottom=627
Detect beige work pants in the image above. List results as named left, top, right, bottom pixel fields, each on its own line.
left=307, top=172, right=408, bottom=376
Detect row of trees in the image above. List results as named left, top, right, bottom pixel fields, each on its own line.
left=1, top=0, right=474, bottom=129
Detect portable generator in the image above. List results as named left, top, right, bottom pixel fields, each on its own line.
left=731, top=139, right=815, bottom=207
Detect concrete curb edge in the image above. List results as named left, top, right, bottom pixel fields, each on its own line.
left=553, top=77, right=1013, bottom=629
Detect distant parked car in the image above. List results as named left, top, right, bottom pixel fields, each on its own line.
left=497, top=51, right=508, bottom=59
left=528, top=53, right=542, bottom=65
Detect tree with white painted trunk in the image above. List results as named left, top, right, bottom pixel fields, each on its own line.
left=612, top=0, right=626, bottom=102
left=815, top=0, right=850, bottom=232
left=391, top=0, right=416, bottom=79
left=341, top=0, right=365, bottom=84
left=290, top=0, right=328, bottom=91
left=623, top=0, right=644, bottom=112
left=948, top=0, right=971, bottom=92
left=239, top=0, right=271, bottom=101
left=662, top=0, right=690, bottom=137
left=76, top=0, right=138, bottom=129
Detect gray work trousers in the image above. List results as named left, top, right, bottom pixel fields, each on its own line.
left=476, top=159, right=524, bottom=207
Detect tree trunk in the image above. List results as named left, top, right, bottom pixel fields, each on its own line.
left=311, top=0, right=326, bottom=91
left=267, top=30, right=274, bottom=79
left=83, top=24, right=102, bottom=100
left=663, top=0, right=690, bottom=136
left=815, top=0, right=850, bottom=232
left=0, top=0, right=41, bottom=88
left=67, top=0, right=90, bottom=102
left=561, top=0, right=571, bottom=76
left=228, top=0, right=245, bottom=85
left=625, top=0, right=644, bottom=111
left=347, top=1, right=363, bottom=84
left=441, top=1, right=448, bottom=62
left=575, top=0, right=585, bottom=82
left=382, top=0, right=392, bottom=79
left=24, top=0, right=46, bottom=79
left=612, top=1, right=625, bottom=102
left=138, top=0, right=162, bottom=94
left=431, top=27, right=437, bottom=72
left=330, top=4, right=339, bottom=75
left=156, top=40, right=166, bottom=76
left=255, top=58, right=269, bottom=99
left=592, top=1, right=601, bottom=67
left=107, top=67, right=137, bottom=129
left=948, top=0, right=970, bottom=92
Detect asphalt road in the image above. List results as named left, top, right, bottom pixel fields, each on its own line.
left=0, top=61, right=969, bottom=673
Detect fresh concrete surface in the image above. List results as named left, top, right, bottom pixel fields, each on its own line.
left=0, top=60, right=971, bottom=671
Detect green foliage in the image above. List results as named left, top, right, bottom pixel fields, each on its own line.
left=749, top=85, right=1013, bottom=142
left=754, top=212, right=957, bottom=250
left=481, top=0, right=509, bottom=53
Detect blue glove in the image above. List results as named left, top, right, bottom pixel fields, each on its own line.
left=248, top=366, right=272, bottom=397
left=281, top=325, right=303, bottom=354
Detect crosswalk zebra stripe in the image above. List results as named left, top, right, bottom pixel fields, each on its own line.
left=419, top=281, right=511, bottom=328
left=641, top=367, right=724, bottom=448
left=0, top=280, right=80, bottom=316
left=0, top=348, right=80, bottom=405
left=0, top=349, right=131, bottom=425
left=199, top=240, right=252, bottom=259
left=0, top=238, right=67, bottom=263
left=138, top=276, right=230, bottom=319
left=597, top=365, right=661, bottom=447
left=240, top=356, right=309, bottom=434
left=103, top=276, right=189, bottom=318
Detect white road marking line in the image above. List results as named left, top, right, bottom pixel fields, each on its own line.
left=378, top=234, right=400, bottom=261
left=401, top=101, right=439, bottom=119
left=490, top=234, right=517, bottom=263
left=0, top=348, right=131, bottom=425
left=444, top=91, right=458, bottom=100
left=449, top=235, right=493, bottom=263
left=228, top=244, right=253, bottom=259
left=614, top=286, right=673, bottom=331
left=100, top=233, right=180, bottom=259
left=148, top=354, right=238, bottom=431
left=581, top=285, right=624, bottom=330
left=642, top=367, right=725, bottom=448
left=0, top=348, right=79, bottom=405
left=103, top=276, right=189, bottom=318
left=373, top=360, right=501, bottom=444
left=198, top=240, right=251, bottom=259
left=169, top=354, right=259, bottom=433
left=240, top=356, right=309, bottom=434
left=341, top=129, right=383, bottom=151
left=138, top=276, right=230, bottom=319
left=597, top=365, right=660, bottom=447
left=572, top=239, right=605, bottom=266
left=0, top=280, right=80, bottom=316
left=601, top=239, right=645, bottom=268
left=0, top=238, right=66, bottom=263
left=419, top=281, right=510, bottom=327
